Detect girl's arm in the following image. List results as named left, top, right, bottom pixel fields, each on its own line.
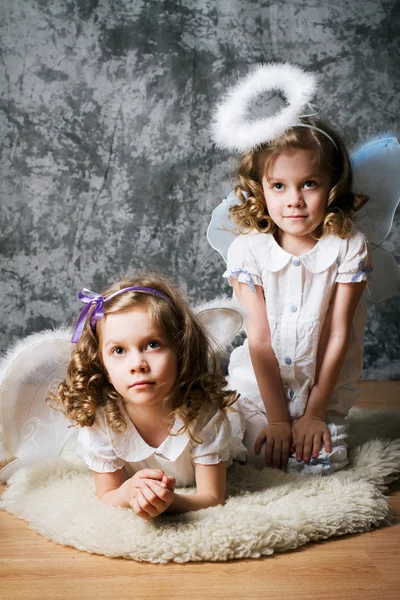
left=232, top=280, right=292, bottom=469
left=293, top=281, right=366, bottom=463
left=94, top=463, right=226, bottom=518
left=167, top=462, right=227, bottom=514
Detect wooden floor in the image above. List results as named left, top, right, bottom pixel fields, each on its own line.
left=1, top=381, right=399, bottom=600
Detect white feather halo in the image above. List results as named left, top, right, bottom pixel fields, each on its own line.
left=211, top=63, right=317, bottom=153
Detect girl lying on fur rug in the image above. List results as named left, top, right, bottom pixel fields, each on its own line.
left=47, top=272, right=247, bottom=519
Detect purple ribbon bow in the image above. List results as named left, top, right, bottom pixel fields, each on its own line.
left=71, top=286, right=173, bottom=343
left=71, top=289, right=106, bottom=343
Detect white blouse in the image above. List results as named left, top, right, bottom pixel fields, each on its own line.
left=77, top=404, right=246, bottom=488
left=224, top=230, right=372, bottom=418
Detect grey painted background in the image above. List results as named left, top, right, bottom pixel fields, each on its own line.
left=1, top=0, right=399, bottom=378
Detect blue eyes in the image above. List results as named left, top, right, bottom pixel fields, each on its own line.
left=272, top=181, right=317, bottom=191
left=111, top=341, right=161, bottom=356
left=147, top=340, right=161, bottom=350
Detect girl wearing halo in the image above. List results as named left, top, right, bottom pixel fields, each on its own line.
left=50, top=273, right=246, bottom=519
left=211, top=64, right=372, bottom=475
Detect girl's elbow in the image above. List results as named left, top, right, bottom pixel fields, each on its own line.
left=98, top=492, right=112, bottom=505
left=203, top=489, right=226, bottom=508
left=210, top=494, right=226, bottom=507
left=97, top=486, right=125, bottom=507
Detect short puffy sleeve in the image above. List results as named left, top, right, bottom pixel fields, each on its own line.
left=192, top=409, right=246, bottom=465
left=76, top=413, right=125, bottom=473
left=336, top=232, right=373, bottom=284
left=224, top=235, right=263, bottom=292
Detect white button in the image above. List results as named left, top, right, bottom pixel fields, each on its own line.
left=293, top=258, right=301, bottom=266
left=290, top=305, right=297, bottom=313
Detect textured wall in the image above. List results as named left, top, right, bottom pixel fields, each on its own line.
left=1, top=0, right=399, bottom=378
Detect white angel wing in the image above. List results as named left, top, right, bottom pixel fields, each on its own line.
left=353, top=137, right=400, bottom=246
left=352, top=137, right=400, bottom=304
left=206, top=190, right=239, bottom=263
left=363, top=246, right=400, bottom=304
left=0, top=328, right=74, bottom=482
left=193, top=296, right=246, bottom=349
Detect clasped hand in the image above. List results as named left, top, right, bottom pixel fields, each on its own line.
left=121, top=469, right=176, bottom=520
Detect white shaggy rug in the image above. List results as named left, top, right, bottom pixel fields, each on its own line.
left=1, top=408, right=400, bottom=563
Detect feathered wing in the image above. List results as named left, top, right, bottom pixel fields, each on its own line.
left=352, top=137, right=400, bottom=303
left=0, top=328, right=74, bottom=482
left=353, top=137, right=400, bottom=246
left=363, top=246, right=400, bottom=304
left=193, top=296, right=246, bottom=350
left=206, top=190, right=239, bottom=263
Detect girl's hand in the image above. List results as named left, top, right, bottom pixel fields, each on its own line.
left=120, top=469, right=175, bottom=507
left=292, top=416, right=332, bottom=463
left=254, top=421, right=292, bottom=470
left=131, top=480, right=175, bottom=520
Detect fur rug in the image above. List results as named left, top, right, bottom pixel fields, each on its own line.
left=1, top=408, right=400, bottom=563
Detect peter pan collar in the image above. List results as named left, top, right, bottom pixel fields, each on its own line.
left=108, top=405, right=190, bottom=462
left=249, top=232, right=342, bottom=274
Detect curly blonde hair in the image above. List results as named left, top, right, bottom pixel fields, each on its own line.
left=230, top=118, right=368, bottom=240
left=49, top=272, right=238, bottom=441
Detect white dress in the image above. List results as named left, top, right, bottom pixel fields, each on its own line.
left=77, top=404, right=246, bottom=488
left=224, top=230, right=372, bottom=474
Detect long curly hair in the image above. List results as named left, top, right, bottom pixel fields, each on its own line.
left=49, top=272, right=238, bottom=440
left=230, top=118, right=368, bottom=240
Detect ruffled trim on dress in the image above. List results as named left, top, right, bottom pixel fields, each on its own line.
left=80, top=451, right=125, bottom=473
left=336, top=259, right=373, bottom=283
left=223, top=267, right=262, bottom=292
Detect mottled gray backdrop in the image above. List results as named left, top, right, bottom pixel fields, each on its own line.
left=1, top=0, right=399, bottom=378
